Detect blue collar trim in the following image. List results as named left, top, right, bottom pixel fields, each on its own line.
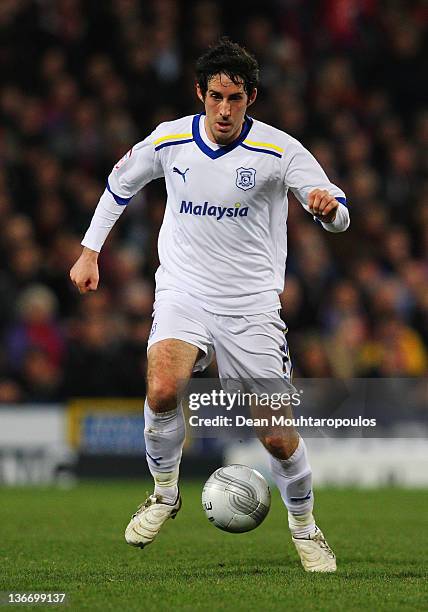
left=192, top=113, right=253, bottom=159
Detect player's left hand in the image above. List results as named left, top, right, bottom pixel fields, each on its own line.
left=308, top=189, right=339, bottom=223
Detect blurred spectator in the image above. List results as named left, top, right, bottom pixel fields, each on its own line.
left=360, top=318, right=427, bottom=377
left=63, top=314, right=117, bottom=397
left=20, top=347, right=62, bottom=403
left=326, top=315, right=368, bottom=378
left=5, top=284, right=64, bottom=371
left=63, top=309, right=147, bottom=398
left=0, top=379, right=24, bottom=403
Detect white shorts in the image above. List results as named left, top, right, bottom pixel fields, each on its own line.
left=147, top=290, right=292, bottom=381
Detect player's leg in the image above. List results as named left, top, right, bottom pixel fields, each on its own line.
left=125, top=294, right=213, bottom=548
left=266, top=433, right=336, bottom=572
left=212, top=311, right=336, bottom=571
left=125, top=339, right=200, bottom=548
left=144, top=339, right=200, bottom=504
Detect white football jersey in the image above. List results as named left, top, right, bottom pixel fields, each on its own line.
left=82, top=114, right=349, bottom=314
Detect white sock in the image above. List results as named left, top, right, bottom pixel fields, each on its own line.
left=269, top=437, right=316, bottom=538
left=144, top=399, right=185, bottom=504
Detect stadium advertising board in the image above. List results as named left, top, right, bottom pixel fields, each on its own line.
left=67, top=399, right=145, bottom=454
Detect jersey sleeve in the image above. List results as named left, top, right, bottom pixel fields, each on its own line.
left=107, top=127, right=165, bottom=204
left=283, top=139, right=346, bottom=206
left=81, top=126, right=165, bottom=252
left=282, top=138, right=349, bottom=232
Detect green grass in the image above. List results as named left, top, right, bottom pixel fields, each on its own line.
left=0, top=482, right=427, bottom=611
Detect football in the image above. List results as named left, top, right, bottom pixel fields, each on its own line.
left=202, top=464, right=271, bottom=533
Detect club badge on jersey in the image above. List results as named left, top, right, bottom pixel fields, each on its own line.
left=236, top=167, right=256, bottom=191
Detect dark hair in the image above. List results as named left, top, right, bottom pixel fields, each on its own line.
left=195, top=37, right=259, bottom=98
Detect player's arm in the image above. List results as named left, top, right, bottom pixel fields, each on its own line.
left=283, top=140, right=350, bottom=233
left=70, top=131, right=164, bottom=294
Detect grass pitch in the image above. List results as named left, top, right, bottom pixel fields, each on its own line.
left=0, top=482, right=427, bottom=611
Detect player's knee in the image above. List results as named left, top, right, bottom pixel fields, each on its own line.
left=147, top=377, right=179, bottom=413
left=263, top=434, right=286, bottom=454
left=262, top=433, right=298, bottom=460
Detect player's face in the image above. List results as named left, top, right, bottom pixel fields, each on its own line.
left=197, top=73, right=257, bottom=145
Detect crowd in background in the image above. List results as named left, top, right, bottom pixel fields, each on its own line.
left=0, top=0, right=427, bottom=402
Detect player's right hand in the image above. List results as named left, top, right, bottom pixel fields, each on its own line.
left=69, top=247, right=100, bottom=294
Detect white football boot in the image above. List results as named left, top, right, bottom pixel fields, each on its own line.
left=292, top=526, right=337, bottom=572
left=125, top=493, right=181, bottom=548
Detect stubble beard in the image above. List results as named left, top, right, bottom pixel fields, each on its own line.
left=211, top=122, right=241, bottom=146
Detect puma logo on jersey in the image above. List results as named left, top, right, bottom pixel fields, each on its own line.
left=180, top=200, right=249, bottom=221
left=173, top=167, right=190, bottom=182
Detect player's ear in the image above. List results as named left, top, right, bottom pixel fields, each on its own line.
left=247, top=88, right=257, bottom=108
left=196, top=82, right=205, bottom=103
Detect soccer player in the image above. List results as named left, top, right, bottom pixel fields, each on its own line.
left=70, top=39, right=349, bottom=572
